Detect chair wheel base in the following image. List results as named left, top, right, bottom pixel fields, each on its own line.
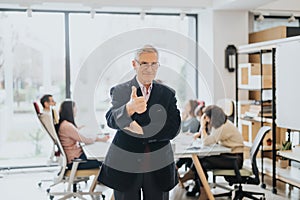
left=260, top=183, right=266, bottom=189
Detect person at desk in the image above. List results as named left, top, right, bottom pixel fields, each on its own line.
left=98, top=45, right=181, bottom=200
left=40, top=94, right=59, bottom=124
left=181, top=99, right=200, bottom=133
left=193, top=105, right=244, bottom=200
left=57, top=100, right=109, bottom=169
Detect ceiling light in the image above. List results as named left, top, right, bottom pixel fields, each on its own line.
left=140, top=11, right=146, bottom=20
left=180, top=12, right=186, bottom=20
left=90, top=9, right=96, bottom=19
left=288, top=14, right=296, bottom=23
left=256, top=14, right=264, bottom=22
left=26, top=7, right=32, bottom=17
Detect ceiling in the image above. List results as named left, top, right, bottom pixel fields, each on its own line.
left=0, top=0, right=299, bottom=15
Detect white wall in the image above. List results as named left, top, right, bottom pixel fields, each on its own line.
left=198, top=10, right=248, bottom=103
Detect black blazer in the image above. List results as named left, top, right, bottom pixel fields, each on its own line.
left=98, top=77, right=181, bottom=192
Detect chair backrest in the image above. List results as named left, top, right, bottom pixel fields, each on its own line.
left=249, top=126, right=271, bottom=183
left=33, top=104, right=68, bottom=184
left=33, top=102, right=41, bottom=115
left=216, top=98, right=235, bottom=123
left=39, top=110, right=69, bottom=183
left=33, top=102, right=55, bottom=142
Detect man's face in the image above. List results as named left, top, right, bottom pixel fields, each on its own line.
left=45, top=97, right=56, bottom=109
left=132, top=52, right=158, bottom=85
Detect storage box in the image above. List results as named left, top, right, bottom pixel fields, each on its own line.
left=249, top=90, right=272, bottom=101
left=249, top=53, right=273, bottom=64
left=239, top=120, right=261, bottom=144
left=239, top=104, right=250, bottom=116
left=239, top=120, right=274, bottom=145
left=249, top=26, right=300, bottom=43
left=238, top=63, right=272, bottom=89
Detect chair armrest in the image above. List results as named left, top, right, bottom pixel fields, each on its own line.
left=72, top=158, right=87, bottom=163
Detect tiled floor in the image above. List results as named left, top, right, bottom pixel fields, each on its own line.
left=0, top=167, right=299, bottom=200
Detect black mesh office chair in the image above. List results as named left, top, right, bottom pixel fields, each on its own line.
left=213, top=126, right=271, bottom=200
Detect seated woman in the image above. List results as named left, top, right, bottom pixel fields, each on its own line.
left=57, top=100, right=110, bottom=170
left=181, top=99, right=200, bottom=133
left=192, top=105, right=244, bottom=200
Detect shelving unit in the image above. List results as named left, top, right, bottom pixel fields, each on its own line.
left=244, top=157, right=300, bottom=189
left=235, top=47, right=282, bottom=193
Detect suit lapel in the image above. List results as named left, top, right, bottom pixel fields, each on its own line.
left=147, top=83, right=161, bottom=106
left=130, top=77, right=162, bottom=105
left=130, top=76, right=143, bottom=97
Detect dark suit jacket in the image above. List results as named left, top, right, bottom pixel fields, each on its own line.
left=98, top=77, right=181, bottom=192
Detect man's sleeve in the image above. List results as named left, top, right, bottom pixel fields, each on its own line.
left=145, top=91, right=181, bottom=143
left=106, top=86, right=133, bottom=130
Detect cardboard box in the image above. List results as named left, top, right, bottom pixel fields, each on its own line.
left=249, top=90, right=272, bottom=101
left=239, top=63, right=272, bottom=89
left=249, top=26, right=300, bottom=43
left=249, top=91, right=260, bottom=100
left=251, top=64, right=272, bottom=76
left=237, top=102, right=251, bottom=117
left=239, top=120, right=260, bottom=143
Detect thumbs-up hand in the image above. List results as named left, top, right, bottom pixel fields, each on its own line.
left=126, top=86, right=147, bottom=116
left=131, top=86, right=138, bottom=99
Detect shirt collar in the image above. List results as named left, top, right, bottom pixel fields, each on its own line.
left=135, top=77, right=153, bottom=92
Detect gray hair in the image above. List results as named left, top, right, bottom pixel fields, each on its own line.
left=134, top=45, right=159, bottom=60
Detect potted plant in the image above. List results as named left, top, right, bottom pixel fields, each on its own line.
left=278, top=141, right=292, bottom=168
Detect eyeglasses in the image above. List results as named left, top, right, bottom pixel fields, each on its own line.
left=135, top=60, right=160, bottom=69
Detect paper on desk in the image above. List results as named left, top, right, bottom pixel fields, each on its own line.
left=172, top=133, right=203, bottom=154
left=172, top=132, right=194, bottom=145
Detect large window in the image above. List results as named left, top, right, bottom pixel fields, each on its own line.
left=0, top=11, right=65, bottom=167
left=0, top=10, right=198, bottom=167
left=69, top=13, right=197, bottom=125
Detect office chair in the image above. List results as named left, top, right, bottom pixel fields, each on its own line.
left=212, top=126, right=271, bottom=200
left=217, top=98, right=235, bottom=123
left=33, top=102, right=60, bottom=187
left=36, top=106, right=104, bottom=200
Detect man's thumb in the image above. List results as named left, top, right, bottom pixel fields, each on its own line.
left=131, top=86, right=137, bottom=99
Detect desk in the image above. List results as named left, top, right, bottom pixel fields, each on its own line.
left=81, top=141, right=111, bottom=161
left=82, top=133, right=231, bottom=200
left=277, top=150, right=300, bottom=162
left=173, top=133, right=231, bottom=200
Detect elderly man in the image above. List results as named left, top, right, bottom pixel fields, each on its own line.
left=99, top=45, right=181, bottom=200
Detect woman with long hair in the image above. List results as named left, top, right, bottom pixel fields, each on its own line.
left=57, top=100, right=109, bottom=169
